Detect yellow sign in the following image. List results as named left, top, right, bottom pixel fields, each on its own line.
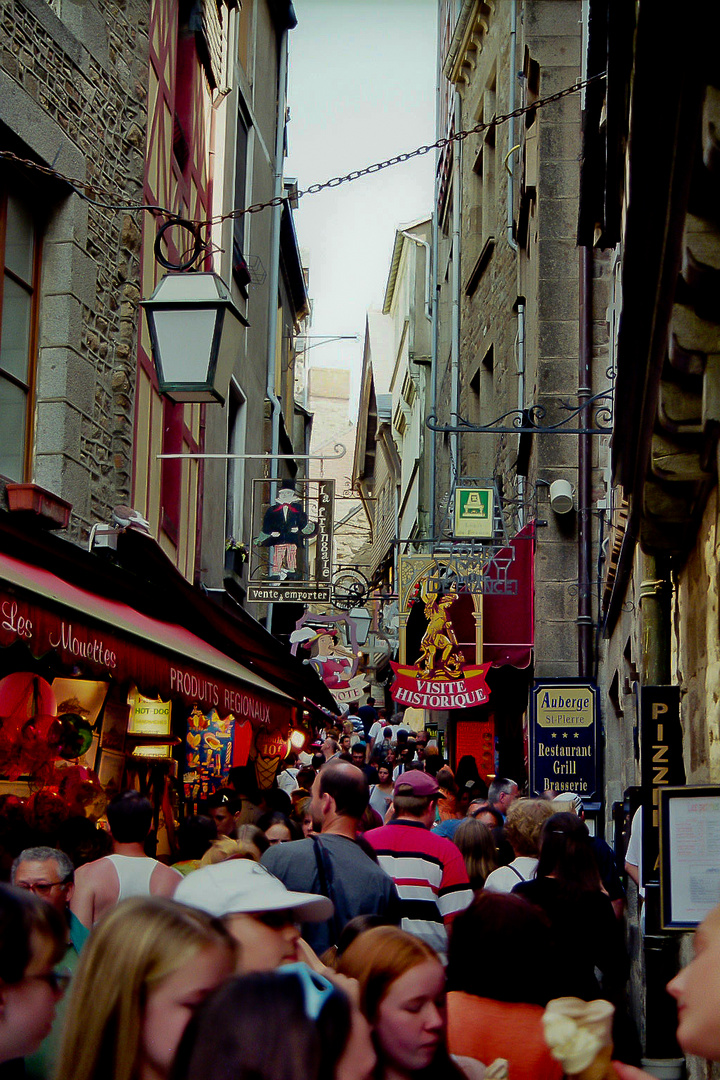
left=454, top=488, right=493, bottom=538
left=128, top=693, right=172, bottom=736
left=131, top=743, right=172, bottom=759
left=535, top=686, right=594, bottom=728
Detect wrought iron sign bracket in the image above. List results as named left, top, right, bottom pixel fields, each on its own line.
left=426, top=390, right=613, bottom=436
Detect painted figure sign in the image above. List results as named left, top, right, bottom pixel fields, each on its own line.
left=454, top=487, right=494, bottom=538
left=248, top=478, right=334, bottom=603
left=290, top=612, right=368, bottom=706
left=390, top=584, right=490, bottom=711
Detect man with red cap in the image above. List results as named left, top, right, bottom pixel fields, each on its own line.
left=365, top=769, right=473, bottom=962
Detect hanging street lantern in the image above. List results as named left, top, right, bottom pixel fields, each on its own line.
left=349, top=605, right=372, bottom=646
left=141, top=271, right=249, bottom=405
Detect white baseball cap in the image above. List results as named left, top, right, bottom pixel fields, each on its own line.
left=553, top=791, right=583, bottom=814
left=175, top=859, right=333, bottom=922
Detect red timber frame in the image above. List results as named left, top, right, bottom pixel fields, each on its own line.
left=134, top=0, right=216, bottom=579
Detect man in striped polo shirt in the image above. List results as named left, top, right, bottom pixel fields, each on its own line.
left=365, top=770, right=473, bottom=962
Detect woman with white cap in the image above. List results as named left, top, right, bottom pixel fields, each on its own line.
left=174, top=858, right=333, bottom=973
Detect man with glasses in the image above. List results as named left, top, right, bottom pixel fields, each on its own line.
left=414, top=731, right=429, bottom=768
left=11, top=847, right=88, bottom=1079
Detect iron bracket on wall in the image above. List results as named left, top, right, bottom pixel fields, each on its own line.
left=426, top=390, right=613, bottom=436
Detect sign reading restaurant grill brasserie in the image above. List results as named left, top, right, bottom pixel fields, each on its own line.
left=530, top=680, right=598, bottom=800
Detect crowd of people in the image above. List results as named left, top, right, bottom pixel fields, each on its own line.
left=0, top=700, right=717, bottom=1080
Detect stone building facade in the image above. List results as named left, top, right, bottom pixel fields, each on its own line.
left=0, top=0, right=148, bottom=537
left=435, top=0, right=611, bottom=691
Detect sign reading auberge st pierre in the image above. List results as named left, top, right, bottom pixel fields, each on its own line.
left=530, top=680, right=598, bottom=800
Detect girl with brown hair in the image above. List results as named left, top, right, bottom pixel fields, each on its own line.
left=337, top=925, right=466, bottom=1080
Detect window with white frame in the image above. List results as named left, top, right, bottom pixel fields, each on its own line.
left=226, top=379, right=247, bottom=547
left=0, top=186, right=40, bottom=482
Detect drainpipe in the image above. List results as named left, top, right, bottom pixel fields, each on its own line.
left=451, top=90, right=462, bottom=482
left=430, top=7, right=442, bottom=540
left=507, top=0, right=519, bottom=253
left=578, top=247, right=593, bottom=677
left=265, top=28, right=289, bottom=634
left=430, top=206, right=439, bottom=538
left=516, top=299, right=525, bottom=522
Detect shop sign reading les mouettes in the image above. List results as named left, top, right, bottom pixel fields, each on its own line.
left=0, top=589, right=282, bottom=723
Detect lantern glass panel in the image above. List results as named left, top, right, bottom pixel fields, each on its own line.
left=153, top=307, right=217, bottom=383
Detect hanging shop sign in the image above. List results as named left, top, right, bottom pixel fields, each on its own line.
left=0, top=577, right=290, bottom=726
left=390, top=663, right=491, bottom=710
left=290, top=612, right=368, bottom=706
left=391, top=579, right=490, bottom=711
left=639, top=685, right=685, bottom=887
left=247, top=478, right=334, bottom=603
left=530, top=681, right=599, bottom=800
left=128, top=692, right=172, bottom=736
left=454, top=487, right=494, bottom=539
left=398, top=552, right=517, bottom=605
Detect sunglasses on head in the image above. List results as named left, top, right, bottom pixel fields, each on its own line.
left=279, top=962, right=336, bottom=1020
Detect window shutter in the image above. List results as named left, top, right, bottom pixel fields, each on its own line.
left=200, top=0, right=224, bottom=90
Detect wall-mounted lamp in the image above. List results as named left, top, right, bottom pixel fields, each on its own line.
left=289, top=729, right=307, bottom=751
left=549, top=479, right=575, bottom=514
left=140, top=219, right=248, bottom=405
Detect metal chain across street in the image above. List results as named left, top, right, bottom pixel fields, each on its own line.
left=0, top=71, right=605, bottom=227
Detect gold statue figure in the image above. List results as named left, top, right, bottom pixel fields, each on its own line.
left=416, top=590, right=465, bottom=679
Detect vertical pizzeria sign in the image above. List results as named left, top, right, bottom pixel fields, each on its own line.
left=530, top=680, right=598, bottom=800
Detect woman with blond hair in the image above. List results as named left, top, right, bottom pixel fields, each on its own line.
left=54, top=897, right=236, bottom=1080
left=483, top=797, right=554, bottom=891
left=337, top=925, right=466, bottom=1080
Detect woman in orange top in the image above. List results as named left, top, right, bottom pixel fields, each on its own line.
left=446, top=891, right=562, bottom=1080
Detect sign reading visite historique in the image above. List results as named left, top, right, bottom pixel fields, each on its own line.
left=530, top=680, right=598, bottom=800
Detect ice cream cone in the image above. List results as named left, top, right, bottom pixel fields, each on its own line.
left=254, top=752, right=281, bottom=789
left=543, top=998, right=618, bottom=1080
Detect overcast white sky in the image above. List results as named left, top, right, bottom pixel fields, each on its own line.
left=286, top=0, right=437, bottom=383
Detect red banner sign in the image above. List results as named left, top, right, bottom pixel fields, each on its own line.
left=0, top=588, right=289, bottom=727
left=390, top=662, right=491, bottom=710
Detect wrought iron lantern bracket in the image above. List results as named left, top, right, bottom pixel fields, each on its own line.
left=426, top=390, right=613, bottom=436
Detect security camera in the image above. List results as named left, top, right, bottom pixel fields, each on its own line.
left=549, top=479, right=574, bottom=514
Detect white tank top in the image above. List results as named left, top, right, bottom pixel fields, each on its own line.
left=106, top=854, right=159, bottom=901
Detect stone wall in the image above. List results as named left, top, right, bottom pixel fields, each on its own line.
left=674, top=486, right=720, bottom=784
left=0, top=0, right=148, bottom=539
left=438, top=1, right=608, bottom=679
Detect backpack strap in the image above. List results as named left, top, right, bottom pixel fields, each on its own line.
left=312, top=836, right=341, bottom=944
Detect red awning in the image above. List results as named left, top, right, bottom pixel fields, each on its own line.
left=0, top=551, right=292, bottom=725
left=482, top=522, right=535, bottom=669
